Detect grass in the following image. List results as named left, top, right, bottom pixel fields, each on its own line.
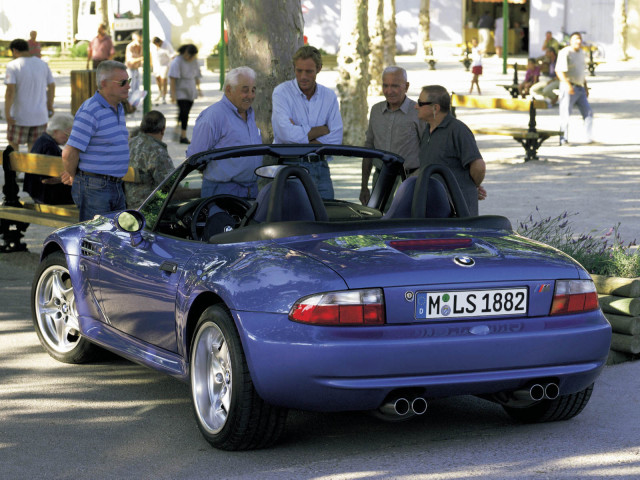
left=516, top=209, right=640, bottom=278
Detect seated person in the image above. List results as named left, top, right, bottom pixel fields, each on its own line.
left=518, top=58, right=541, bottom=98
left=126, top=110, right=175, bottom=208
left=24, top=113, right=74, bottom=205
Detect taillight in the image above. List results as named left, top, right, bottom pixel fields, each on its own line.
left=289, top=288, right=385, bottom=325
left=550, top=280, right=599, bottom=315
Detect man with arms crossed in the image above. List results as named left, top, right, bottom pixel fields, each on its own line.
left=271, top=45, right=343, bottom=199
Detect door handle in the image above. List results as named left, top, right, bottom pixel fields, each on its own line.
left=160, top=261, right=178, bottom=273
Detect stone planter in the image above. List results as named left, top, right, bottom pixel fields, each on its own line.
left=591, top=274, right=640, bottom=364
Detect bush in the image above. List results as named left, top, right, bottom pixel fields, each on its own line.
left=70, top=41, right=88, bottom=58
left=516, top=209, right=640, bottom=277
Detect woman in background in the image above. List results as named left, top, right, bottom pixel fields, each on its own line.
left=168, top=44, right=202, bottom=144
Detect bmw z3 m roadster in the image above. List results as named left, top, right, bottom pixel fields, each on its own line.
left=31, top=144, right=611, bottom=450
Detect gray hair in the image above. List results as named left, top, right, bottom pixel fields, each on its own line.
left=224, top=66, right=257, bottom=90
left=382, top=66, right=407, bottom=82
left=421, top=85, right=451, bottom=112
left=46, top=113, right=74, bottom=135
left=96, top=60, right=127, bottom=87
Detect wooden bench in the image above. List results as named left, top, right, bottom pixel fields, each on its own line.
left=1, top=149, right=135, bottom=252
left=451, top=94, right=562, bottom=162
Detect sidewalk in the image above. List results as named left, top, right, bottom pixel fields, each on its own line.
left=1, top=54, right=638, bottom=260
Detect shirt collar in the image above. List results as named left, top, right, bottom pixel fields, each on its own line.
left=383, top=95, right=413, bottom=114
left=95, top=91, right=123, bottom=115
left=292, top=78, right=316, bottom=99
left=221, top=94, right=253, bottom=119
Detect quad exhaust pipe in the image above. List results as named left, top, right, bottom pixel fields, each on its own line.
left=378, top=395, right=428, bottom=418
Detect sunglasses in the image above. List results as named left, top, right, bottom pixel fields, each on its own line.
left=418, top=100, right=434, bottom=107
left=111, top=78, right=132, bottom=87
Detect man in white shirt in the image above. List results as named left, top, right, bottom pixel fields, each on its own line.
left=4, top=38, right=55, bottom=151
left=271, top=45, right=343, bottom=199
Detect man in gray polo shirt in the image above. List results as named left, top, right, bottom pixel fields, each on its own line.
left=416, top=85, right=486, bottom=216
left=360, top=66, right=425, bottom=205
left=556, top=32, right=593, bottom=145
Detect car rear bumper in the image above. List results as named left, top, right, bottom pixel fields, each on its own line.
left=235, top=310, right=611, bottom=412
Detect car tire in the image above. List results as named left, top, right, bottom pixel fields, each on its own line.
left=31, top=251, right=99, bottom=363
left=502, top=383, right=594, bottom=423
left=190, top=305, right=287, bottom=450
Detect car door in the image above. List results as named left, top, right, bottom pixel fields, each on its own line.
left=96, top=227, right=196, bottom=353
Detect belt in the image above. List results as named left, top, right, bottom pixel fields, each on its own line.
left=78, top=170, right=123, bottom=183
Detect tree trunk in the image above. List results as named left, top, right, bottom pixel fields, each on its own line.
left=337, top=0, right=370, bottom=146
left=416, top=0, right=430, bottom=60
left=383, top=0, right=396, bottom=66
left=615, top=0, right=629, bottom=61
left=368, top=0, right=385, bottom=97
left=226, top=0, right=304, bottom=143
left=100, top=0, right=109, bottom=33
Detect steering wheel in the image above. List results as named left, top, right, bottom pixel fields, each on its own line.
left=189, top=195, right=251, bottom=241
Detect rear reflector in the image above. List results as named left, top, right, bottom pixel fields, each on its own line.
left=289, top=288, right=385, bottom=325
left=550, top=280, right=599, bottom=315
left=389, top=238, right=473, bottom=251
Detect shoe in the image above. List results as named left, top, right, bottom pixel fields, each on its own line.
left=179, top=137, right=190, bottom=144
left=559, top=138, right=569, bottom=146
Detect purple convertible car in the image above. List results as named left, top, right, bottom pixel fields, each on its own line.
left=31, top=144, right=611, bottom=450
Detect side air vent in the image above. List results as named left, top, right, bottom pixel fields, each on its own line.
left=81, top=240, right=101, bottom=258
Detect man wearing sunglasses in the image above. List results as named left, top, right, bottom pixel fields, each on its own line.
left=62, top=60, right=131, bottom=221
left=415, top=85, right=486, bottom=216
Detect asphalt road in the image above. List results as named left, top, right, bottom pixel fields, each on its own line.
left=1, top=253, right=640, bottom=480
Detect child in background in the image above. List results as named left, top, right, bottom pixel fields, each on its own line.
left=518, top=58, right=541, bottom=98
left=469, top=37, right=482, bottom=94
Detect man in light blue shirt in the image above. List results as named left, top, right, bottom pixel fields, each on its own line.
left=62, top=60, right=130, bottom=221
left=272, top=45, right=343, bottom=199
left=187, top=66, right=262, bottom=198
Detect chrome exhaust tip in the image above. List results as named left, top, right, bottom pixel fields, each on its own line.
left=411, top=397, right=428, bottom=415
left=544, top=382, right=560, bottom=400
left=529, top=383, right=545, bottom=401
left=378, top=397, right=411, bottom=417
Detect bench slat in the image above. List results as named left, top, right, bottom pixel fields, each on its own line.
left=9, top=152, right=136, bottom=182
left=452, top=94, right=547, bottom=112
left=23, top=203, right=79, bottom=218
left=472, top=127, right=562, bottom=139
left=0, top=206, right=76, bottom=228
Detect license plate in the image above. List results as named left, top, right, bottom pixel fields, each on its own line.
left=415, top=288, right=528, bottom=319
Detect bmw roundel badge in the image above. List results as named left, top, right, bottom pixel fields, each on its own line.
left=454, top=256, right=475, bottom=267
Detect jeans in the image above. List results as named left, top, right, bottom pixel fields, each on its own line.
left=128, top=68, right=141, bottom=96
left=201, top=180, right=258, bottom=199
left=283, top=159, right=334, bottom=200
left=559, top=84, right=593, bottom=142
left=72, top=173, right=126, bottom=222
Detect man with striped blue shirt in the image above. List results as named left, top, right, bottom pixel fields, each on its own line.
left=62, top=60, right=131, bottom=221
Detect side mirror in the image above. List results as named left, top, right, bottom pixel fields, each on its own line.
left=115, top=210, right=146, bottom=246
